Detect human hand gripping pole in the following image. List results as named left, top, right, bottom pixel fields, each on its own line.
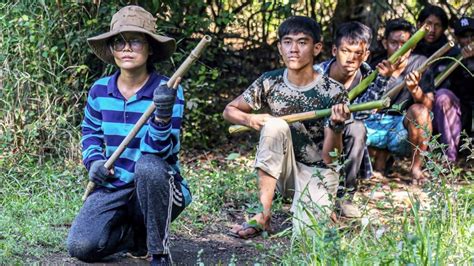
left=383, top=41, right=455, bottom=100
left=82, top=35, right=212, bottom=201
left=153, top=83, right=178, bottom=122
left=347, top=24, right=430, bottom=101
left=228, top=98, right=391, bottom=134
left=88, top=159, right=115, bottom=184
left=434, top=41, right=474, bottom=88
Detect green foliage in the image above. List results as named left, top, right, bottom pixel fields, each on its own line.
left=1, top=139, right=473, bottom=263
left=1, top=0, right=472, bottom=155
left=0, top=0, right=473, bottom=262
left=0, top=156, right=84, bottom=263
left=0, top=1, right=114, bottom=160
left=175, top=155, right=258, bottom=229
left=280, top=134, right=474, bottom=265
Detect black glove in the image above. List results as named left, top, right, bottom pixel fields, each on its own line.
left=153, top=83, right=177, bottom=120
left=89, top=160, right=112, bottom=184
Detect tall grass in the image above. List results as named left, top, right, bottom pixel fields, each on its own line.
left=0, top=156, right=85, bottom=263
left=282, top=136, right=473, bottom=265
left=0, top=2, right=115, bottom=162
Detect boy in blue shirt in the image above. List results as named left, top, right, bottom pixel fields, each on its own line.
left=67, top=6, right=190, bottom=265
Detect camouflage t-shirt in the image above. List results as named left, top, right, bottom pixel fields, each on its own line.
left=242, top=68, right=348, bottom=166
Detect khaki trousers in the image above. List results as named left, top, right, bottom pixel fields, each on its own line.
left=254, top=118, right=339, bottom=235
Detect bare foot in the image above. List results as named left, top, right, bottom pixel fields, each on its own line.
left=411, top=168, right=427, bottom=185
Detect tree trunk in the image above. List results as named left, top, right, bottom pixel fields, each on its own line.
left=331, top=0, right=389, bottom=48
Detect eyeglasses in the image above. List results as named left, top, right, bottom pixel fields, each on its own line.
left=111, top=37, right=147, bottom=52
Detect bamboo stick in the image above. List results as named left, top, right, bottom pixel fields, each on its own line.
left=434, top=54, right=463, bottom=88
left=383, top=41, right=455, bottom=100
left=228, top=98, right=391, bottom=134
left=82, top=35, right=212, bottom=201
left=348, top=24, right=430, bottom=101
left=434, top=41, right=474, bottom=88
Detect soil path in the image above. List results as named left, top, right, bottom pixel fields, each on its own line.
left=43, top=210, right=291, bottom=265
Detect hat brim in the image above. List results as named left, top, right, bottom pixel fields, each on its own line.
left=87, top=25, right=176, bottom=65
left=455, top=27, right=474, bottom=36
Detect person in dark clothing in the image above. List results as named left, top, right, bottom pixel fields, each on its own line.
left=433, top=16, right=474, bottom=162
left=413, top=5, right=460, bottom=83
left=413, top=5, right=450, bottom=57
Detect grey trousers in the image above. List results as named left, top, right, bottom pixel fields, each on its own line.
left=339, top=120, right=367, bottom=198
left=67, top=154, right=186, bottom=262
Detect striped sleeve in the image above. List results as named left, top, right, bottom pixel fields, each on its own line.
left=140, top=85, right=184, bottom=159
left=81, top=85, right=107, bottom=171
left=354, top=74, right=389, bottom=104
left=353, top=62, right=389, bottom=104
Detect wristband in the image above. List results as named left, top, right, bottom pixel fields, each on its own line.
left=328, top=120, right=345, bottom=133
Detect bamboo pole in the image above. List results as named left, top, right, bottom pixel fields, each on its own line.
left=348, top=24, right=430, bottom=101
left=82, top=35, right=212, bottom=201
left=383, top=41, right=455, bottom=100
left=228, top=98, right=391, bottom=134
left=434, top=54, right=463, bottom=88
left=434, top=41, right=474, bottom=88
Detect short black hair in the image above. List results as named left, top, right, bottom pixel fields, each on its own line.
left=334, top=21, right=372, bottom=47
left=384, top=18, right=415, bottom=39
left=278, top=16, right=321, bottom=43
left=417, top=5, right=448, bottom=29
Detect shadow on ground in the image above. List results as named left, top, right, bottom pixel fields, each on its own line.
left=41, top=210, right=292, bottom=265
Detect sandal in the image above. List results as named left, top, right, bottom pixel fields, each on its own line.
left=125, top=251, right=150, bottom=260
left=228, top=221, right=265, bottom=239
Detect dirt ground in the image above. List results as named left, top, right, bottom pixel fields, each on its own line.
left=38, top=153, right=473, bottom=265
left=41, top=207, right=291, bottom=265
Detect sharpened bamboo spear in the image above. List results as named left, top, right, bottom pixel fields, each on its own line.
left=383, top=41, right=455, bottom=100
left=434, top=41, right=474, bottom=88
left=82, top=35, right=212, bottom=201
left=347, top=24, right=430, bottom=101
left=228, top=98, right=391, bottom=134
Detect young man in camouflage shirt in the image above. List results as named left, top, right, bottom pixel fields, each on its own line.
left=223, top=16, right=350, bottom=238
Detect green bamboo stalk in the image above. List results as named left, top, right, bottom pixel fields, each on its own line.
left=434, top=41, right=474, bottom=87
left=348, top=24, right=429, bottom=101
left=383, top=41, right=455, bottom=100
left=434, top=55, right=469, bottom=88
left=228, top=98, right=391, bottom=134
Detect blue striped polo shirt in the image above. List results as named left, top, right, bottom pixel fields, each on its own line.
left=81, top=70, right=191, bottom=205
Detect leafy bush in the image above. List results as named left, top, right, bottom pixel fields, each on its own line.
left=281, top=135, right=474, bottom=265
left=0, top=1, right=112, bottom=161
left=1, top=0, right=472, bottom=156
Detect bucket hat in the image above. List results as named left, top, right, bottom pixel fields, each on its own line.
left=87, top=5, right=176, bottom=65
